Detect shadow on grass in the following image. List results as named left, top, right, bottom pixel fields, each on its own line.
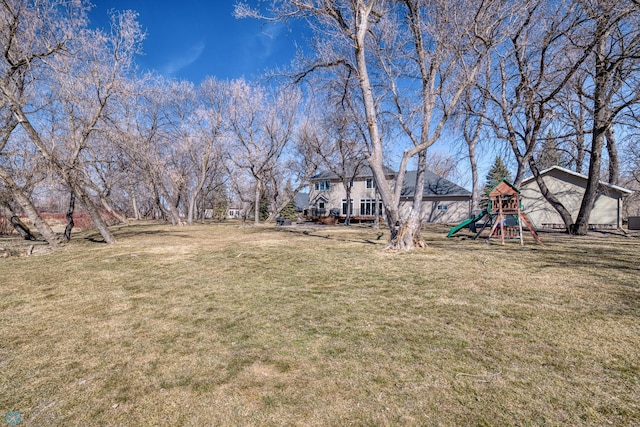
left=83, top=222, right=197, bottom=243
left=275, top=226, right=383, bottom=246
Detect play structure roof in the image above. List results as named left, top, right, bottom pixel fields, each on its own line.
left=488, top=179, right=520, bottom=197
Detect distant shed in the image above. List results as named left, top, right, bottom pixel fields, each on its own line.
left=520, top=166, right=633, bottom=229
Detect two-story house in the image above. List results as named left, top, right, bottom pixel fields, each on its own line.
left=309, top=167, right=472, bottom=224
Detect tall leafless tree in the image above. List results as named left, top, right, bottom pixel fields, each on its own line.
left=572, top=0, right=640, bottom=234
left=237, top=0, right=505, bottom=250
left=227, top=79, right=299, bottom=224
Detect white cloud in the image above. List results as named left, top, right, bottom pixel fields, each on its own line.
left=161, top=40, right=206, bottom=76
left=240, top=22, right=287, bottom=72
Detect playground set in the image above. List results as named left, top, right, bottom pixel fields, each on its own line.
left=447, top=179, right=542, bottom=245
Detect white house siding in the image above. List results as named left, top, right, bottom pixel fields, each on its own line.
left=309, top=179, right=389, bottom=216
left=309, top=168, right=472, bottom=223
left=400, top=198, right=470, bottom=224
left=520, top=168, right=626, bottom=228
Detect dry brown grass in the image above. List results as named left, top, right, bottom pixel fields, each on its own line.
left=0, top=221, right=638, bottom=426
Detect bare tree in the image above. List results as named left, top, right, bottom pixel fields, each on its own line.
left=183, top=77, right=229, bottom=224
left=572, top=0, right=640, bottom=234
left=305, top=96, right=367, bottom=225
left=227, top=79, right=299, bottom=225
left=1, top=1, right=144, bottom=244
left=237, top=0, right=503, bottom=250
left=479, top=0, right=604, bottom=232
left=117, top=77, right=185, bottom=225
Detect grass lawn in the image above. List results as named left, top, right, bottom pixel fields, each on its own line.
left=0, top=222, right=638, bottom=426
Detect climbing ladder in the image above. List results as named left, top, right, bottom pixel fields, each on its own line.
left=486, top=192, right=542, bottom=246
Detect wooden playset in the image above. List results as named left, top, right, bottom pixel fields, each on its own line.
left=448, top=179, right=542, bottom=245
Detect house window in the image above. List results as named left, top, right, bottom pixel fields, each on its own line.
left=314, top=180, right=331, bottom=191
left=342, top=199, right=353, bottom=215
left=318, top=201, right=325, bottom=210
left=437, top=205, right=449, bottom=211
left=360, top=199, right=383, bottom=216
left=365, top=178, right=375, bottom=189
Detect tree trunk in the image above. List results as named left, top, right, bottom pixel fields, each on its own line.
left=0, top=166, right=61, bottom=246
left=63, top=191, right=75, bottom=241
left=0, top=200, right=36, bottom=241
left=388, top=209, right=423, bottom=250
left=575, top=130, right=585, bottom=174
left=572, top=36, right=608, bottom=236
left=352, top=6, right=417, bottom=249
left=99, top=195, right=128, bottom=225
left=187, top=158, right=209, bottom=225
left=468, top=143, right=479, bottom=215
left=344, top=183, right=352, bottom=226
left=159, top=183, right=183, bottom=225
left=128, top=183, right=141, bottom=220
left=528, top=158, right=574, bottom=232
left=605, top=125, right=619, bottom=185
left=254, top=183, right=261, bottom=225
left=71, top=182, right=117, bottom=244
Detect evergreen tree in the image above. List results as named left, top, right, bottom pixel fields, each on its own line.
left=279, top=199, right=299, bottom=221
left=480, top=157, right=512, bottom=210
left=259, top=195, right=270, bottom=221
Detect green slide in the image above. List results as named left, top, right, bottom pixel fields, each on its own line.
left=447, top=210, right=488, bottom=238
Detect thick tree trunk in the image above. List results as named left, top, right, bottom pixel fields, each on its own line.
left=344, top=183, right=352, bottom=226
left=353, top=8, right=419, bottom=250
left=130, top=187, right=141, bottom=220
left=0, top=200, right=36, bottom=241
left=605, top=125, right=619, bottom=185
left=254, top=184, right=261, bottom=225
left=63, top=191, right=75, bottom=241
left=71, top=182, right=117, bottom=244
left=388, top=209, right=423, bottom=251
left=187, top=160, right=209, bottom=225
left=0, top=166, right=60, bottom=246
left=572, top=37, right=608, bottom=236
left=158, top=183, right=183, bottom=225
left=99, top=195, right=128, bottom=225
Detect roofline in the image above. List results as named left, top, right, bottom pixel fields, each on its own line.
left=522, top=166, right=633, bottom=195
left=401, top=194, right=472, bottom=200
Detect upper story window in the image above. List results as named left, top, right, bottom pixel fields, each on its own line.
left=365, top=178, right=375, bottom=189
left=437, top=205, right=449, bottom=211
left=314, top=180, right=331, bottom=191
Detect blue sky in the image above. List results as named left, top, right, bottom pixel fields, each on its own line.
left=89, top=1, right=305, bottom=82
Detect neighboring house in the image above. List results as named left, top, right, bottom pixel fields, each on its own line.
left=400, top=170, right=473, bottom=224
left=520, top=166, right=633, bottom=229
left=309, top=166, right=394, bottom=220
left=227, top=207, right=242, bottom=219
left=309, top=167, right=472, bottom=224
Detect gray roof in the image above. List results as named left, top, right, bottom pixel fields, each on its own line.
left=311, top=165, right=396, bottom=181
left=521, top=165, right=633, bottom=195
left=294, top=192, right=309, bottom=210
left=401, top=170, right=471, bottom=197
